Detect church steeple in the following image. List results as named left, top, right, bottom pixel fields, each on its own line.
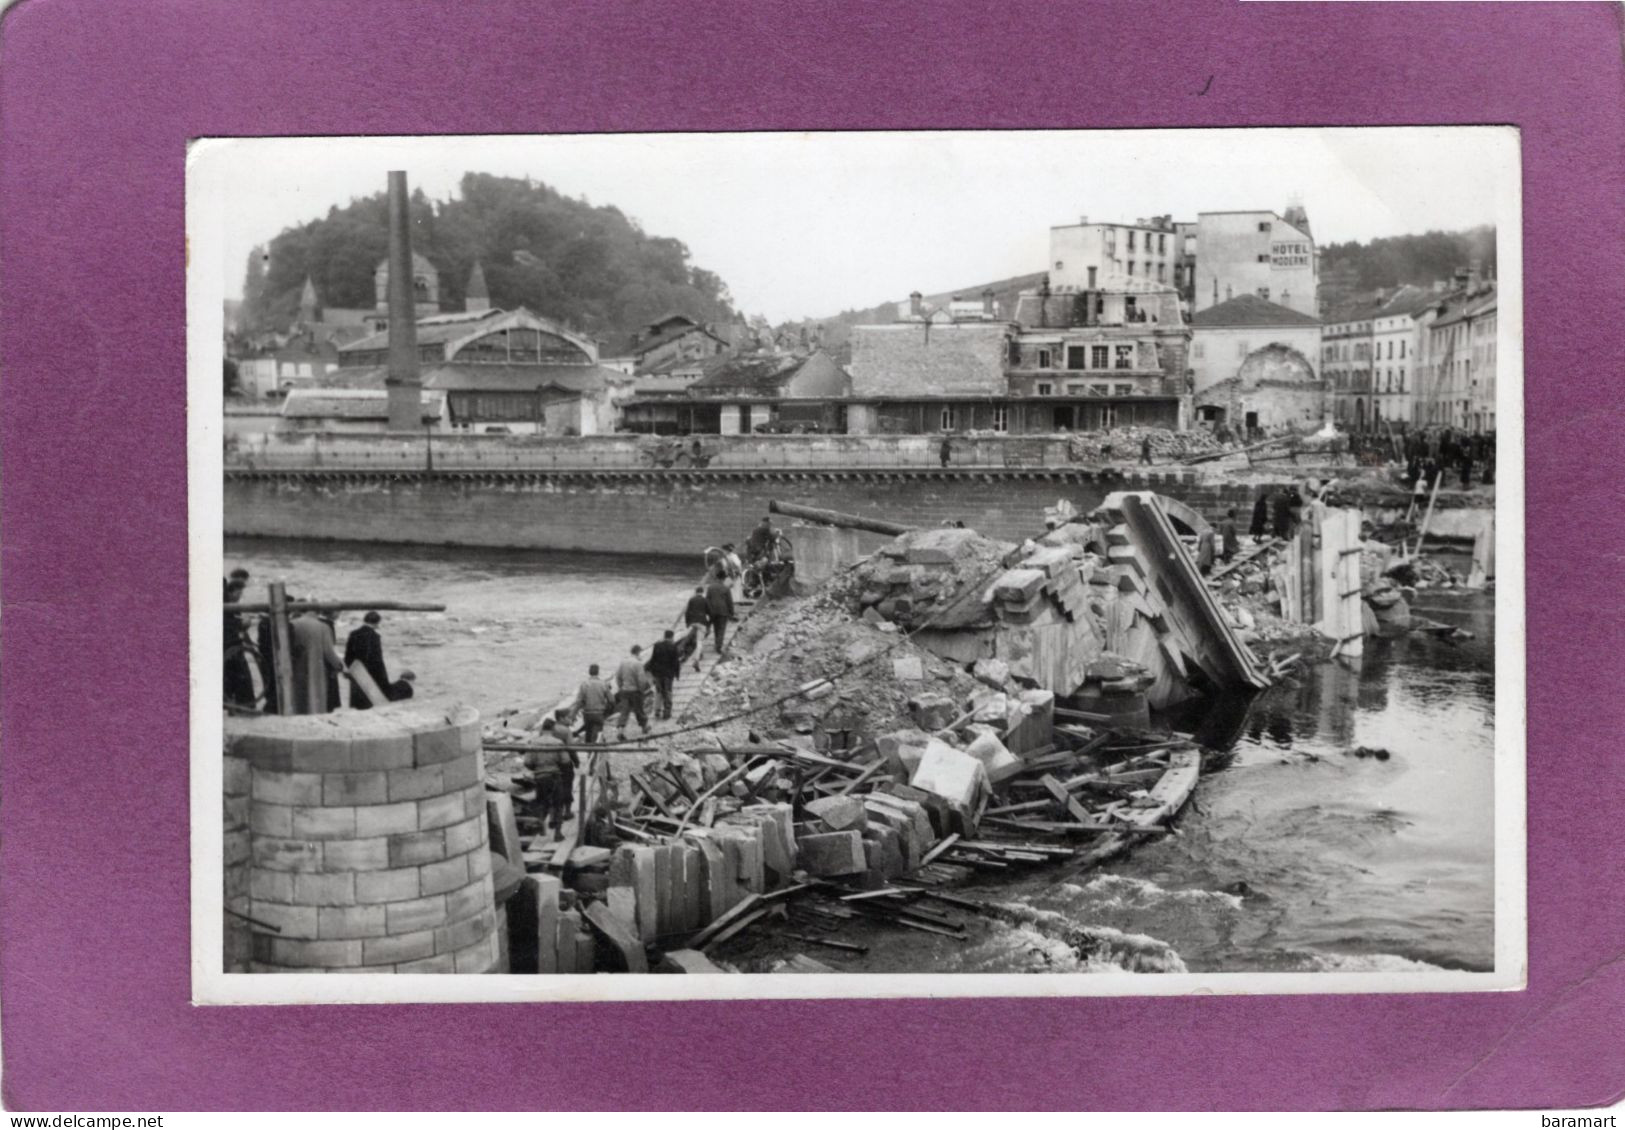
left=298, top=276, right=319, bottom=323
left=466, top=260, right=490, bottom=313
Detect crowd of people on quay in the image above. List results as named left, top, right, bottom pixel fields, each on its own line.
left=222, top=568, right=416, bottom=715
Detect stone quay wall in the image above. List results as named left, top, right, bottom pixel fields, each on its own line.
left=223, top=467, right=1278, bottom=556
left=224, top=704, right=500, bottom=974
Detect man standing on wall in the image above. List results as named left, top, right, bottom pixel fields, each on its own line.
left=939, top=434, right=952, bottom=468
left=289, top=605, right=345, bottom=715
left=573, top=663, right=613, bottom=745
left=647, top=629, right=682, bottom=720
left=615, top=644, right=653, bottom=741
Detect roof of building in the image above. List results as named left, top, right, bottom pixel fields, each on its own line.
left=632, top=320, right=726, bottom=357
left=423, top=363, right=623, bottom=395
left=339, top=308, right=507, bottom=352
left=281, top=388, right=446, bottom=421
left=689, top=352, right=818, bottom=393
left=1191, top=293, right=1320, bottom=328
left=1433, top=284, right=1497, bottom=328
left=376, top=251, right=438, bottom=275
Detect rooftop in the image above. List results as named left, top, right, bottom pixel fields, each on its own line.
left=281, top=388, right=446, bottom=421
left=1190, top=293, right=1320, bottom=329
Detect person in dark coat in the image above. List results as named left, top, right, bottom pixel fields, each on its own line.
left=1250, top=492, right=1271, bottom=539
left=683, top=586, right=710, bottom=673
left=1271, top=490, right=1294, bottom=539
left=1219, top=508, right=1240, bottom=563
left=705, top=575, right=735, bottom=656
left=223, top=576, right=256, bottom=708
left=1196, top=528, right=1217, bottom=575
left=939, top=435, right=952, bottom=468
left=646, top=629, right=682, bottom=720
left=255, top=613, right=279, bottom=714
left=524, top=718, right=575, bottom=840
left=1139, top=435, right=1154, bottom=465
left=319, top=612, right=344, bottom=711
left=343, top=611, right=391, bottom=709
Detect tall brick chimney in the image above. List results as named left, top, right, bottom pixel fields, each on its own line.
left=909, top=291, right=923, bottom=318
left=384, top=171, right=423, bottom=433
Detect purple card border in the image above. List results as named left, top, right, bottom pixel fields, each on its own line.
left=3, top=0, right=1622, bottom=1112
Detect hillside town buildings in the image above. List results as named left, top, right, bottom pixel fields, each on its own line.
left=1418, top=274, right=1497, bottom=430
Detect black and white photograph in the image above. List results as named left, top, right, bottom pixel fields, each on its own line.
left=189, top=128, right=1524, bottom=1002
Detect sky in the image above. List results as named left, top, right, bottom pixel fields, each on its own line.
left=198, top=127, right=1516, bottom=324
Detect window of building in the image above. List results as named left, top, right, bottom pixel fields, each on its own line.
left=1258, top=221, right=1271, bottom=233
left=1127, top=261, right=1135, bottom=276
left=1067, top=345, right=1087, bottom=370
left=1258, top=288, right=1270, bottom=301
left=1127, top=230, right=1136, bottom=251
left=1067, top=383, right=1086, bottom=395
left=1115, top=383, right=1134, bottom=396
left=1194, top=342, right=1205, bottom=360
left=1036, top=382, right=1053, bottom=396
left=1087, top=266, right=1097, bottom=288
left=1037, top=348, right=1052, bottom=369
left=940, top=407, right=957, bottom=431
left=1157, top=264, right=1166, bottom=283
left=1114, top=345, right=1133, bottom=370
left=1159, top=234, right=1167, bottom=255
left=1090, top=383, right=1111, bottom=397
left=1256, top=254, right=1269, bottom=263
left=1091, top=345, right=1109, bottom=369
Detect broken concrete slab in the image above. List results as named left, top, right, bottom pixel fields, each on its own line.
left=910, top=742, right=990, bottom=835
left=862, top=825, right=907, bottom=879
left=971, top=657, right=1011, bottom=690
left=659, top=948, right=727, bottom=973
left=891, top=655, right=924, bottom=681
left=964, top=728, right=1023, bottom=784
left=907, top=692, right=959, bottom=732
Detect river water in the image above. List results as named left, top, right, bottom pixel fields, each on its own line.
left=225, top=536, right=1496, bottom=974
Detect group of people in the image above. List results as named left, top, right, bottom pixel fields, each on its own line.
left=223, top=568, right=416, bottom=715
left=1404, top=427, right=1496, bottom=491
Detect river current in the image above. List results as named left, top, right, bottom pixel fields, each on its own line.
left=225, top=536, right=1496, bottom=974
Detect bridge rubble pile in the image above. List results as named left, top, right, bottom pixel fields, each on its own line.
left=477, top=493, right=1261, bottom=974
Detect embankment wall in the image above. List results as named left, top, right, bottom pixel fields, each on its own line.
left=224, top=468, right=1277, bottom=554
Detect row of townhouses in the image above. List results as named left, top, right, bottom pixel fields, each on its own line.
left=229, top=204, right=1498, bottom=438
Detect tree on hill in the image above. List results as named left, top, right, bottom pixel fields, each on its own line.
left=240, top=173, right=737, bottom=344
left=1319, top=226, right=1497, bottom=294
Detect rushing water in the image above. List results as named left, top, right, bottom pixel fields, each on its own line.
left=225, top=536, right=1496, bottom=974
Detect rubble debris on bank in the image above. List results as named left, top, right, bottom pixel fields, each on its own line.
left=1064, top=426, right=1226, bottom=464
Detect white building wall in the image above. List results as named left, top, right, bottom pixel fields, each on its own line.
left=1193, top=212, right=1317, bottom=318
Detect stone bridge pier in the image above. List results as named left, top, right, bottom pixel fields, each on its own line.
left=223, top=704, right=501, bottom=974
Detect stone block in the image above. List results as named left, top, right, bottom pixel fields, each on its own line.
left=354, top=866, right=421, bottom=905
left=317, top=904, right=387, bottom=940
left=567, top=846, right=612, bottom=870
left=248, top=900, right=318, bottom=939
left=653, top=844, right=676, bottom=937
left=395, top=951, right=456, bottom=974
left=250, top=836, right=323, bottom=873
left=362, top=928, right=436, bottom=966
left=419, top=853, right=470, bottom=897
left=454, top=931, right=502, bottom=974
left=322, top=772, right=389, bottom=807
left=223, top=755, right=252, bottom=797
left=573, top=929, right=597, bottom=974
left=862, top=826, right=907, bottom=879
left=445, top=873, right=493, bottom=925
left=416, top=791, right=467, bottom=832
left=269, top=936, right=364, bottom=969
left=891, top=655, right=924, bottom=681
left=321, top=837, right=390, bottom=872
left=251, top=770, right=323, bottom=807
left=354, top=801, right=420, bottom=838
left=621, top=847, right=654, bottom=942
left=249, top=869, right=295, bottom=903
left=556, top=909, right=584, bottom=973
left=388, top=828, right=447, bottom=867
left=485, top=791, right=523, bottom=869
left=283, top=735, right=355, bottom=775
left=658, top=949, right=726, bottom=974
left=468, top=848, right=493, bottom=880
left=385, top=893, right=449, bottom=935
left=443, top=814, right=486, bottom=857
left=806, top=795, right=868, bottom=833
left=413, top=724, right=465, bottom=768
left=1005, top=689, right=1055, bottom=757
left=439, top=754, right=483, bottom=792
left=964, top=728, right=1023, bottom=784
left=435, top=907, right=496, bottom=956
left=292, top=871, right=356, bottom=907
left=290, top=805, right=357, bottom=840
left=795, top=831, right=867, bottom=877
left=386, top=764, right=446, bottom=803
left=743, top=803, right=796, bottom=880
left=249, top=802, right=294, bottom=838
left=685, top=834, right=731, bottom=920
left=910, top=743, right=990, bottom=835
left=344, top=735, right=416, bottom=773
left=907, top=692, right=959, bottom=732
left=526, top=873, right=563, bottom=974
left=972, top=657, right=1011, bottom=689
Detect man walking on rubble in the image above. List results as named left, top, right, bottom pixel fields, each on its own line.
left=1139, top=434, right=1154, bottom=465
left=683, top=585, right=710, bottom=672
left=705, top=572, right=735, bottom=656
left=525, top=717, right=575, bottom=841
left=1220, top=507, right=1240, bottom=563
left=1196, top=527, right=1217, bottom=575
left=615, top=645, right=653, bottom=740
left=647, top=629, right=682, bottom=720
left=573, top=663, right=613, bottom=745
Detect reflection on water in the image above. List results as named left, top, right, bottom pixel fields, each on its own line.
left=223, top=536, right=1497, bottom=974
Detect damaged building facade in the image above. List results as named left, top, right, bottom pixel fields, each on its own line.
left=1190, top=293, right=1325, bottom=435
left=847, top=274, right=1191, bottom=435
